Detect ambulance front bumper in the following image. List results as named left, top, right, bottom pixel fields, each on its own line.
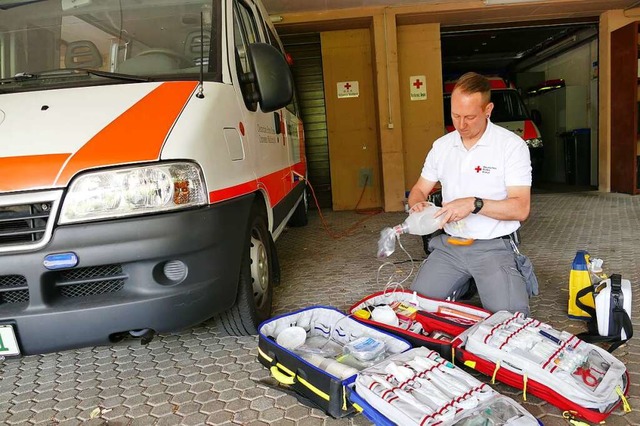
left=0, top=196, right=253, bottom=355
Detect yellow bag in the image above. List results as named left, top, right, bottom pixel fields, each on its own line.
left=568, top=250, right=594, bottom=319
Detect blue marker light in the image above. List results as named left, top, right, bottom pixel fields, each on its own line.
left=43, top=253, right=78, bottom=270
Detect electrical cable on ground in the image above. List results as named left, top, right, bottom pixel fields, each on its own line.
left=305, top=174, right=381, bottom=240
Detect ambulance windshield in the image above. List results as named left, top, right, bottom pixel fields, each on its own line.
left=0, top=0, right=221, bottom=91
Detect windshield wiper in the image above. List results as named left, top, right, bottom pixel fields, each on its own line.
left=74, top=68, right=151, bottom=82
left=0, top=68, right=151, bottom=84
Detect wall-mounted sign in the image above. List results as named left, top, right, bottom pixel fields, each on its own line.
left=410, top=75, right=427, bottom=101
left=337, top=81, right=359, bottom=98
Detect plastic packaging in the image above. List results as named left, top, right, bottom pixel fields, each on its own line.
left=295, top=335, right=343, bottom=358
left=376, top=226, right=397, bottom=259
left=343, top=336, right=386, bottom=361
left=302, top=353, right=359, bottom=380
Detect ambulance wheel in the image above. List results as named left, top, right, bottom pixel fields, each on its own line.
left=288, top=189, right=308, bottom=227
left=215, top=205, right=274, bottom=335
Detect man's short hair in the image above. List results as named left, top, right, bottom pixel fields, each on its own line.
left=453, top=72, right=491, bottom=105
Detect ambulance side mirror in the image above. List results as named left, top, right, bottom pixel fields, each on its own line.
left=247, top=43, right=293, bottom=113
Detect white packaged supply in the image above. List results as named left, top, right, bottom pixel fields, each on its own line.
left=354, top=346, right=538, bottom=426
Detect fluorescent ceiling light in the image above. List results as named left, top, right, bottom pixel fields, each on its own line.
left=484, top=0, right=547, bottom=5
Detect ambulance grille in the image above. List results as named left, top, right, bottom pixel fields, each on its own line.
left=0, top=191, right=61, bottom=254
left=0, top=202, right=52, bottom=246
left=0, top=275, right=29, bottom=304
left=54, top=264, right=127, bottom=298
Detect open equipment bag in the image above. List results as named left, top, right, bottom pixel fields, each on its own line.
left=453, top=311, right=631, bottom=423
left=349, top=289, right=491, bottom=359
left=349, top=346, right=540, bottom=426
left=257, top=306, right=411, bottom=418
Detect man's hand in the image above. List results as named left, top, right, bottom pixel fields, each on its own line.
left=436, top=197, right=474, bottom=224
left=436, top=187, right=531, bottom=224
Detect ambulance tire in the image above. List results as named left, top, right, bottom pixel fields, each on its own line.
left=215, top=204, right=274, bottom=336
left=288, top=190, right=308, bottom=227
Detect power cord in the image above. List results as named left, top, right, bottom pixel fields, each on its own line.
left=295, top=171, right=382, bottom=240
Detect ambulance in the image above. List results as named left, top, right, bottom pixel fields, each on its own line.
left=0, top=0, right=307, bottom=355
left=444, top=77, right=544, bottom=180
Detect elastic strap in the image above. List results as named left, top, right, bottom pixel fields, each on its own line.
left=616, top=386, right=632, bottom=412
left=491, top=361, right=501, bottom=384
left=574, top=285, right=596, bottom=320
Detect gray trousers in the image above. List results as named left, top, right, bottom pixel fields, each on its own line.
left=410, top=234, right=530, bottom=316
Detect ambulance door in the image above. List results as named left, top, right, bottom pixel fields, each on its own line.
left=232, top=0, right=289, bottom=222
left=262, top=24, right=306, bottom=189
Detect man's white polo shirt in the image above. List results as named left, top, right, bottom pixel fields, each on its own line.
left=420, top=120, right=531, bottom=240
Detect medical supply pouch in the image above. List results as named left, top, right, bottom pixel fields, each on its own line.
left=568, top=250, right=595, bottom=319
left=453, top=311, right=631, bottom=423
left=349, top=346, right=539, bottom=426
left=257, top=306, right=411, bottom=418
left=349, top=289, right=490, bottom=359
left=575, top=273, right=633, bottom=353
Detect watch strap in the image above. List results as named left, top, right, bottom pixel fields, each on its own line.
left=472, top=197, right=483, bottom=214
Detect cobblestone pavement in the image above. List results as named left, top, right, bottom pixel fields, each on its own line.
left=0, top=191, right=638, bottom=425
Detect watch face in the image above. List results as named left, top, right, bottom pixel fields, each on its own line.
left=474, top=198, right=483, bottom=212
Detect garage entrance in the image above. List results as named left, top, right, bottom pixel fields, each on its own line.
left=283, top=30, right=383, bottom=211
left=440, top=21, right=599, bottom=189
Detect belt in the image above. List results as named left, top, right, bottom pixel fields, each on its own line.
left=445, top=230, right=519, bottom=242
left=496, top=230, right=520, bottom=244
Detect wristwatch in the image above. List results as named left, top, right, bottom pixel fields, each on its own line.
left=472, top=197, right=484, bottom=214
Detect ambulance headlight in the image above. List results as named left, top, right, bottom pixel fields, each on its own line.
left=59, top=162, right=207, bottom=224
left=525, top=138, right=543, bottom=148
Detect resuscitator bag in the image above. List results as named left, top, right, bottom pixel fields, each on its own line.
left=377, top=204, right=443, bottom=258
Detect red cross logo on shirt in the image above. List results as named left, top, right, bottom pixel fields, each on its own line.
left=413, top=79, right=423, bottom=89
left=475, top=166, right=482, bottom=173
left=344, top=82, right=351, bottom=90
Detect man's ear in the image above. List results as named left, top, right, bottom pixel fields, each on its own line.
left=484, top=102, right=494, bottom=117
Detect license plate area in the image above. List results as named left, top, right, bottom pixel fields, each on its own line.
left=0, top=324, right=21, bottom=357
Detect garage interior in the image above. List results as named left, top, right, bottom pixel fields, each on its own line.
left=1, top=0, right=640, bottom=425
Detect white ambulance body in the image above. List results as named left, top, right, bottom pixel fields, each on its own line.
left=0, top=0, right=307, bottom=355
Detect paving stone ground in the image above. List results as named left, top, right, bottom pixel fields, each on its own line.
left=0, top=191, right=638, bottom=425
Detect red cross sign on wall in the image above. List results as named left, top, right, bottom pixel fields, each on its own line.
left=409, top=75, right=427, bottom=101
left=337, top=81, right=359, bottom=98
